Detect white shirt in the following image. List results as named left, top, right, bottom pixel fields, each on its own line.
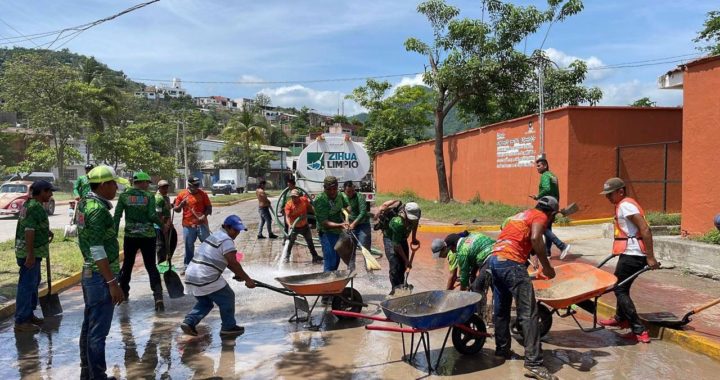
left=616, top=200, right=644, bottom=256
left=184, top=230, right=236, bottom=296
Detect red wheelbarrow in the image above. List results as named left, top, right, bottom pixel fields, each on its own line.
left=524, top=263, right=650, bottom=336
left=333, top=290, right=491, bottom=374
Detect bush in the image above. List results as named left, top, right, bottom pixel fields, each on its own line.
left=693, top=230, right=720, bottom=245
left=645, top=212, right=681, bottom=226
left=469, top=193, right=484, bottom=205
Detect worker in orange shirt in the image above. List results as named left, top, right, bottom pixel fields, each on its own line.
left=173, top=177, right=212, bottom=274
left=283, top=189, right=322, bottom=264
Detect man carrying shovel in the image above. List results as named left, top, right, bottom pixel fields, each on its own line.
left=13, top=180, right=57, bottom=333
left=154, top=180, right=174, bottom=263
left=283, top=189, right=322, bottom=263
left=531, top=158, right=571, bottom=260
left=379, top=201, right=421, bottom=295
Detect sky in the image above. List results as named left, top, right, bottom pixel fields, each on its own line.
left=0, top=0, right=715, bottom=116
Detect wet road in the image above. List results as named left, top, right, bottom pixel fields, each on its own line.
left=2, top=199, right=720, bottom=379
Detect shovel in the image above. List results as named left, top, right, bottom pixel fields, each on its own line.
left=559, top=202, right=579, bottom=217
left=641, top=297, right=720, bottom=329
left=40, top=254, right=63, bottom=317
left=160, top=210, right=184, bottom=298
left=395, top=243, right=419, bottom=295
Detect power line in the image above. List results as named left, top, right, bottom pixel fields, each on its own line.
left=0, top=17, right=40, bottom=48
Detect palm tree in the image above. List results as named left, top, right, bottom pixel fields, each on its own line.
left=222, top=108, right=266, bottom=189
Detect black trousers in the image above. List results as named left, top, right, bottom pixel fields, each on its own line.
left=285, top=225, right=319, bottom=258
left=614, top=254, right=648, bottom=334
left=119, top=236, right=162, bottom=299
left=384, top=237, right=409, bottom=288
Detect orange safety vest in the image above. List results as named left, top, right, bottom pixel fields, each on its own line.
left=612, top=197, right=647, bottom=255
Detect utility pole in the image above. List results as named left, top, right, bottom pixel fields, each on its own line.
left=182, top=112, right=189, bottom=182
left=537, top=56, right=545, bottom=158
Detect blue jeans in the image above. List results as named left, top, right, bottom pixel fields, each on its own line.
left=15, top=257, right=42, bottom=324
left=183, top=224, right=210, bottom=266
left=320, top=233, right=341, bottom=272
left=183, top=284, right=237, bottom=330
left=80, top=271, right=115, bottom=380
left=258, top=207, right=274, bottom=236
left=544, top=223, right=567, bottom=255
left=489, top=255, right=542, bottom=367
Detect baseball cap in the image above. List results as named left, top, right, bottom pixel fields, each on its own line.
left=600, top=177, right=626, bottom=195
left=188, top=177, right=201, bottom=186
left=133, top=171, right=152, bottom=183
left=290, top=189, right=301, bottom=197
left=157, top=180, right=170, bottom=187
left=84, top=163, right=95, bottom=171
left=431, top=238, right=446, bottom=258
left=404, top=202, right=421, bottom=221
left=323, top=176, right=338, bottom=188
left=536, top=196, right=559, bottom=212
left=31, top=180, right=59, bottom=192
left=223, top=215, right=248, bottom=232
left=87, top=165, right=130, bottom=186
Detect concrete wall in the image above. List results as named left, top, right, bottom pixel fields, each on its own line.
left=681, top=57, right=720, bottom=235
left=375, top=106, right=682, bottom=219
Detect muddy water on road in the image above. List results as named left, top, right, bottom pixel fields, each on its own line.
left=3, top=213, right=720, bottom=379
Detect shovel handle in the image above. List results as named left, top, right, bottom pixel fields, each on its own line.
left=691, top=297, right=720, bottom=315
left=45, top=254, right=52, bottom=294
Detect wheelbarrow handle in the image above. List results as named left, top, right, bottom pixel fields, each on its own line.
left=237, top=278, right=295, bottom=297
left=606, top=265, right=651, bottom=294
left=453, top=323, right=493, bottom=338
left=365, top=325, right=423, bottom=333
left=331, top=310, right=390, bottom=321
left=597, top=254, right=616, bottom=268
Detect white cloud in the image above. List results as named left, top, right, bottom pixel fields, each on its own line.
left=597, top=79, right=683, bottom=107
left=396, top=73, right=427, bottom=88
left=544, top=48, right=609, bottom=80
left=257, top=85, right=364, bottom=115
left=239, top=74, right=264, bottom=83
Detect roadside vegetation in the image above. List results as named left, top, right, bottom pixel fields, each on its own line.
left=692, top=230, right=720, bottom=245
left=645, top=212, right=682, bottom=226
left=375, top=191, right=524, bottom=225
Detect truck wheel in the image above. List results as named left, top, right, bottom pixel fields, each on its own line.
left=46, top=199, right=55, bottom=216
left=238, top=187, right=244, bottom=194
left=212, top=191, right=216, bottom=196
left=225, top=189, right=231, bottom=195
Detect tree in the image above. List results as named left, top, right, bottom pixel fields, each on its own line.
left=0, top=52, right=85, bottom=185
left=254, top=93, right=272, bottom=112
left=695, top=11, right=720, bottom=55
left=219, top=107, right=267, bottom=185
left=7, top=140, right=82, bottom=175
left=405, top=0, right=584, bottom=202
left=347, top=80, right=433, bottom=157
left=630, top=97, right=656, bottom=107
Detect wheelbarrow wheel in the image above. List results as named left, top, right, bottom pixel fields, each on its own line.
left=452, top=314, right=486, bottom=355
left=514, top=304, right=553, bottom=338
left=331, top=288, right=363, bottom=318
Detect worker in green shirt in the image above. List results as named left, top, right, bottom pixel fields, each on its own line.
left=341, top=180, right=370, bottom=272
left=378, top=200, right=421, bottom=295
left=76, top=165, right=128, bottom=380
left=13, top=180, right=57, bottom=333
left=73, top=163, right=94, bottom=200
left=114, top=171, right=164, bottom=311
left=532, top=158, right=570, bottom=260
left=155, top=179, right=174, bottom=263
left=313, top=176, right=350, bottom=273
left=431, top=232, right=495, bottom=313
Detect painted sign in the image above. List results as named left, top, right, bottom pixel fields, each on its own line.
left=296, top=133, right=371, bottom=183
left=496, top=130, right=537, bottom=168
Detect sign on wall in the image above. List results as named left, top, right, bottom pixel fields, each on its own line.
left=496, top=130, right=537, bottom=168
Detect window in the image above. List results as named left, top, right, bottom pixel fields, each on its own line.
left=63, top=169, right=78, bottom=180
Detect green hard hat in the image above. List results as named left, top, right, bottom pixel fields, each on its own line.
left=133, top=171, right=152, bottom=183
left=88, top=166, right=130, bottom=186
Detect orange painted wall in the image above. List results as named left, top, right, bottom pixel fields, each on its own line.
left=376, top=106, right=682, bottom=220
left=681, top=57, right=720, bottom=234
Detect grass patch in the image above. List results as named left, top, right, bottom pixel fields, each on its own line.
left=645, top=212, right=681, bottom=226
left=692, top=229, right=720, bottom=245
left=375, top=192, right=524, bottom=225
left=52, top=192, right=76, bottom=202
left=0, top=229, right=124, bottom=301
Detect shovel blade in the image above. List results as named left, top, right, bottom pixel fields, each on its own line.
left=40, top=294, right=63, bottom=317
left=639, top=311, right=687, bottom=328
left=164, top=270, right=185, bottom=299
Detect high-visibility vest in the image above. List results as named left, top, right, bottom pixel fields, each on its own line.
left=612, top=197, right=647, bottom=255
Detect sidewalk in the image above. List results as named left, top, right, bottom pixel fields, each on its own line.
left=412, top=223, right=720, bottom=361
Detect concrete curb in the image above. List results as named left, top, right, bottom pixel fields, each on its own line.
left=595, top=299, right=720, bottom=362
left=417, top=217, right=614, bottom=233
left=0, top=252, right=125, bottom=322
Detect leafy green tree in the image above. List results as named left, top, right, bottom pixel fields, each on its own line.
left=695, top=11, right=720, bottom=55
left=219, top=108, right=267, bottom=185
left=6, top=140, right=82, bottom=176
left=290, top=106, right=312, bottom=136
left=0, top=52, right=84, bottom=184
left=347, top=80, right=433, bottom=157
left=405, top=0, right=584, bottom=202
left=630, top=97, right=656, bottom=107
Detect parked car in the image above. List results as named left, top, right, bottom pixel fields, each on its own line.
left=211, top=179, right=236, bottom=195
left=0, top=180, right=56, bottom=216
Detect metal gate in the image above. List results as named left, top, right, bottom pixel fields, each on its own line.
left=615, top=140, right=681, bottom=212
